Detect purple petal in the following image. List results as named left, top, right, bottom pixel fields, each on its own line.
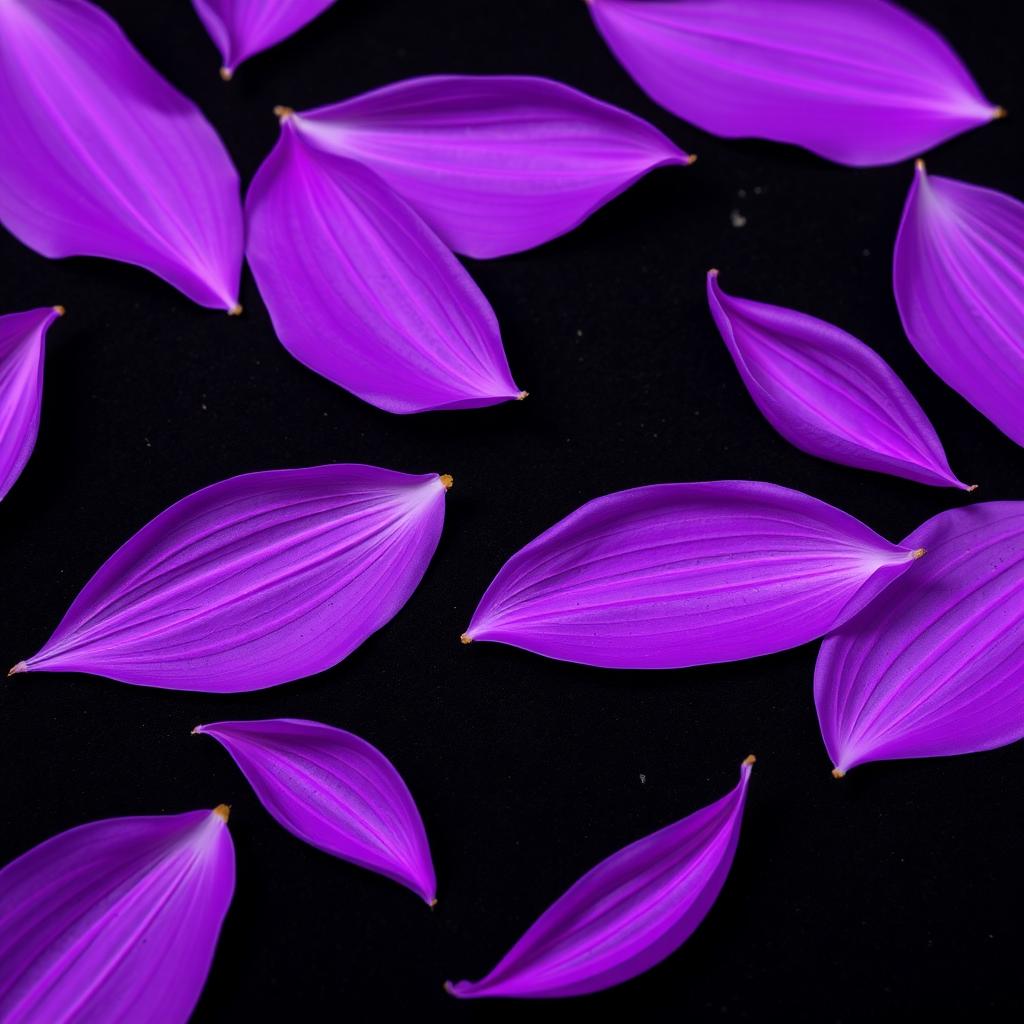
left=0, top=306, right=62, bottom=503
left=463, top=481, right=923, bottom=669
left=292, top=75, right=691, bottom=258
left=707, top=272, right=968, bottom=490
left=191, top=0, right=337, bottom=79
left=448, top=756, right=754, bottom=999
left=14, top=465, right=450, bottom=691
left=246, top=114, right=522, bottom=414
left=894, top=162, right=1024, bottom=447
left=195, top=718, right=436, bottom=903
left=0, top=807, right=234, bottom=1023
left=588, top=0, right=1001, bottom=166
left=816, top=502, right=1024, bottom=776
left=0, top=0, right=243, bottom=311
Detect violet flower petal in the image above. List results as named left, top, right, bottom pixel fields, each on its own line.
left=707, top=272, right=968, bottom=490
left=0, top=306, right=62, bottom=503
left=587, top=0, right=1002, bottom=166
left=894, top=162, right=1024, bottom=447
left=12, top=465, right=450, bottom=691
left=292, top=75, right=691, bottom=258
left=816, top=502, right=1024, bottom=776
left=0, top=807, right=234, bottom=1023
left=246, top=114, right=522, bottom=414
left=191, top=0, right=337, bottom=79
left=0, top=0, right=243, bottom=311
left=448, top=756, right=754, bottom=999
left=195, top=718, right=436, bottom=903
left=463, top=481, right=922, bottom=669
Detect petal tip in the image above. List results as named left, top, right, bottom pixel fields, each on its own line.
left=832, top=767, right=846, bottom=779
left=227, top=304, right=243, bottom=316
left=742, top=754, right=756, bottom=767
left=965, top=483, right=979, bottom=493
left=274, top=105, right=295, bottom=124
left=428, top=897, right=438, bottom=909
left=460, top=633, right=473, bottom=645
left=516, top=390, right=529, bottom=401
left=212, top=803, right=231, bottom=822
left=914, top=158, right=927, bottom=174
left=53, top=305, right=66, bottom=317
left=684, top=153, right=697, bottom=166
left=707, top=267, right=720, bottom=279
left=191, top=724, right=205, bottom=736
left=439, top=473, right=454, bottom=491
left=992, top=105, right=1007, bottom=120
left=219, top=66, right=233, bottom=82
left=8, top=661, right=27, bottom=677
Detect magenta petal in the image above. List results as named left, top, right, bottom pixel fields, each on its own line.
left=894, top=163, right=1024, bottom=447
left=707, top=272, right=967, bottom=490
left=16, top=465, right=449, bottom=691
left=588, top=0, right=1001, bottom=166
left=0, top=0, right=242, bottom=311
left=246, top=118, right=521, bottom=414
left=448, top=756, right=754, bottom=999
left=293, top=75, right=690, bottom=258
left=464, top=481, right=922, bottom=669
left=816, top=503, right=1024, bottom=776
left=0, top=306, right=62, bottom=502
left=0, top=807, right=234, bottom=1023
left=191, top=0, right=337, bottom=78
left=196, top=718, right=436, bottom=903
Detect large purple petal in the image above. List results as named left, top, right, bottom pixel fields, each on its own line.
left=191, top=0, right=337, bottom=79
left=292, top=75, right=691, bottom=258
left=0, top=807, right=234, bottom=1023
left=463, top=481, right=923, bottom=669
left=448, top=756, right=754, bottom=999
left=246, top=115, right=522, bottom=414
left=0, top=0, right=243, bottom=311
left=0, top=306, right=62, bottom=503
left=707, top=272, right=967, bottom=490
left=12, top=465, right=450, bottom=691
left=588, top=0, right=1001, bottom=166
left=195, top=718, right=436, bottom=903
left=816, top=502, right=1024, bottom=776
left=893, top=162, right=1024, bottom=447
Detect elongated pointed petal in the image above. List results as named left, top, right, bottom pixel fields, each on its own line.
left=191, top=0, right=337, bottom=78
left=15, top=465, right=449, bottom=691
left=292, top=75, right=690, bottom=258
left=0, top=0, right=242, bottom=310
left=894, top=164, right=1024, bottom=447
left=464, top=481, right=922, bottom=669
left=588, top=0, right=1001, bottom=166
left=448, top=756, right=754, bottom=999
left=0, top=306, right=62, bottom=502
left=816, top=503, right=1024, bottom=775
left=707, top=272, right=967, bottom=489
left=196, top=718, right=436, bottom=903
left=246, top=120, right=521, bottom=414
left=0, top=807, right=234, bottom=1023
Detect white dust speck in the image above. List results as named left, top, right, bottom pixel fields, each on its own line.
left=639, top=774, right=646, bottom=784
left=730, top=209, right=747, bottom=228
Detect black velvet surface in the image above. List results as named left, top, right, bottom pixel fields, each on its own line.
left=1, top=1, right=1021, bottom=1018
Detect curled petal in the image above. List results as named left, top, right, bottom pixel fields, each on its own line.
left=0, top=306, right=62, bottom=502
left=196, top=718, right=436, bottom=903
left=246, top=118, right=521, bottom=414
left=0, top=807, right=234, bottom=1023
left=816, top=502, right=1024, bottom=775
left=291, top=75, right=690, bottom=258
left=464, top=481, right=922, bottom=669
left=588, top=0, right=1001, bottom=166
left=894, top=163, right=1024, bottom=447
left=448, top=757, right=754, bottom=999
left=191, top=0, right=337, bottom=78
left=707, top=272, right=967, bottom=489
left=0, top=0, right=242, bottom=311
left=14, top=465, right=449, bottom=691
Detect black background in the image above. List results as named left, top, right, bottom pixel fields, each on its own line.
left=1, top=1, right=1021, bottom=1019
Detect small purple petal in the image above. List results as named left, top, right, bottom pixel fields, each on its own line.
left=0, top=807, right=234, bottom=1023
left=0, top=0, right=243, bottom=311
left=588, top=0, right=1001, bottom=166
left=246, top=114, right=522, bottom=414
left=0, top=306, right=62, bottom=503
left=464, top=481, right=923, bottom=670
left=195, top=718, right=436, bottom=903
left=816, top=502, right=1024, bottom=776
left=191, top=0, right=337, bottom=79
left=15, top=465, right=450, bottom=691
left=447, top=756, right=754, bottom=999
left=292, top=75, right=690, bottom=258
left=707, top=272, right=968, bottom=490
left=894, top=162, right=1024, bottom=448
